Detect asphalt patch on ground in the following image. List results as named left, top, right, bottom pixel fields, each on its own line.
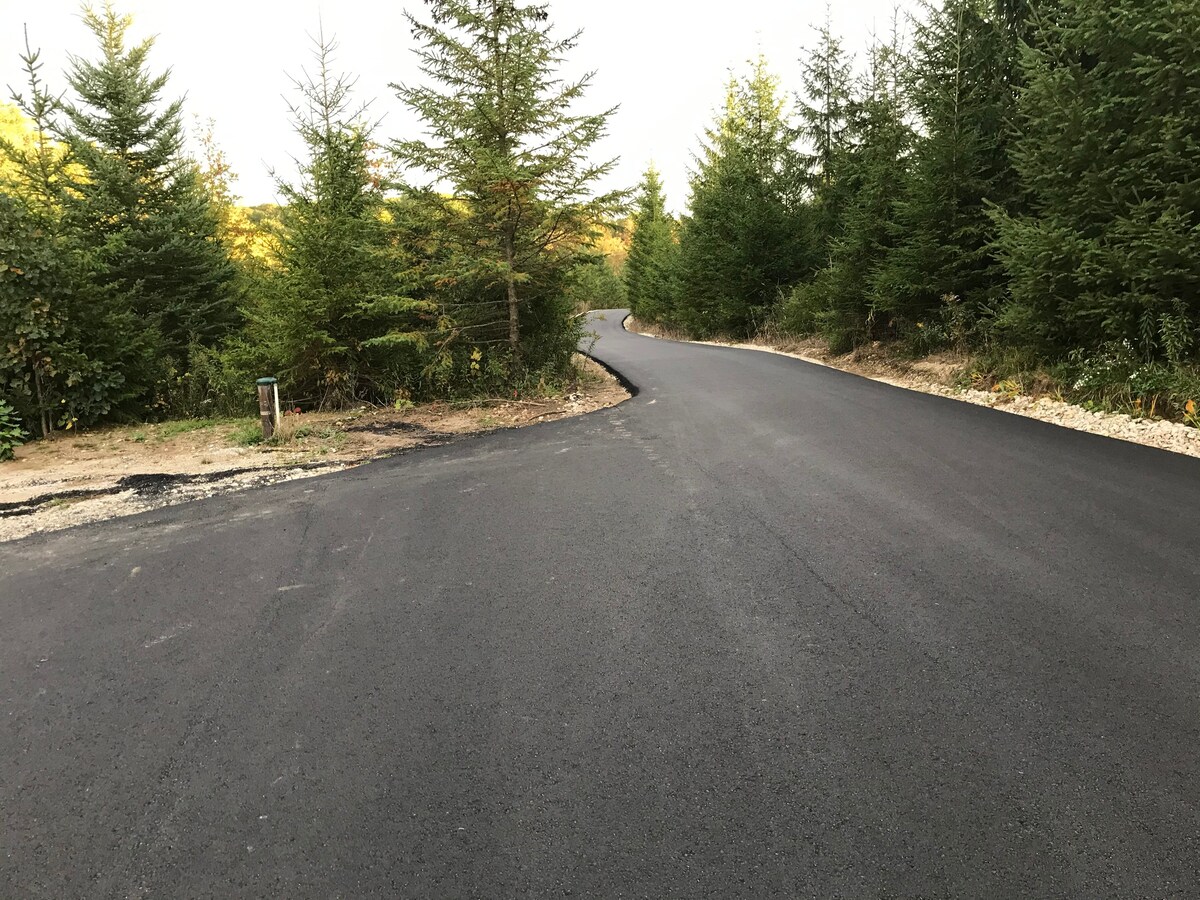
left=342, top=420, right=427, bottom=436
left=0, top=465, right=330, bottom=518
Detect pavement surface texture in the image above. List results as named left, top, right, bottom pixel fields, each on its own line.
left=3, top=310, right=1199, bottom=898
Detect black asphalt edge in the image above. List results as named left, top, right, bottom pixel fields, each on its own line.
left=0, top=463, right=333, bottom=518
left=578, top=315, right=640, bottom=398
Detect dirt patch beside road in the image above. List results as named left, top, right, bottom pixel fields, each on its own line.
left=0, top=355, right=628, bottom=542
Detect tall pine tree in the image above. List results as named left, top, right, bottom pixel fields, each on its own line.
left=61, top=2, right=234, bottom=398
left=248, top=32, right=434, bottom=408
left=796, top=17, right=853, bottom=263
left=393, top=0, right=623, bottom=374
left=783, top=33, right=913, bottom=350
left=994, top=0, right=1200, bottom=361
left=624, top=165, right=678, bottom=322
left=873, top=0, right=1015, bottom=337
left=675, top=57, right=809, bottom=337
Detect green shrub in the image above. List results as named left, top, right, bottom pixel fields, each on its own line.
left=228, top=421, right=265, bottom=446
left=163, top=342, right=263, bottom=420
left=1066, top=341, right=1200, bottom=420
left=0, top=401, right=27, bottom=461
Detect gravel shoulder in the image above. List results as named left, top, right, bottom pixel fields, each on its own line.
left=0, top=355, right=628, bottom=542
left=626, top=315, right=1200, bottom=459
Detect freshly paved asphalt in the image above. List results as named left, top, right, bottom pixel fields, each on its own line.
left=3, top=310, right=1200, bottom=898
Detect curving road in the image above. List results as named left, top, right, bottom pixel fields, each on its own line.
left=2, top=310, right=1200, bottom=898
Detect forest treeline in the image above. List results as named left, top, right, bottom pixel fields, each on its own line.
left=4, top=0, right=1198, bottom=458
left=0, top=0, right=627, bottom=452
left=626, top=0, right=1200, bottom=421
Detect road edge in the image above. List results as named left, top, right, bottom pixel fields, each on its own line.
left=621, top=315, right=1200, bottom=460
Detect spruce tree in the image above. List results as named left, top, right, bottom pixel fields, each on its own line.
left=563, top=253, right=627, bottom=312
left=624, top=165, right=678, bottom=322
left=61, top=2, right=234, bottom=390
left=250, top=32, right=433, bottom=408
left=994, top=0, right=1200, bottom=361
left=1, top=30, right=143, bottom=432
left=873, top=0, right=1015, bottom=336
left=2, top=33, right=69, bottom=218
left=796, top=17, right=854, bottom=261
left=392, top=0, right=623, bottom=374
left=783, top=35, right=913, bottom=350
left=675, top=57, right=809, bottom=337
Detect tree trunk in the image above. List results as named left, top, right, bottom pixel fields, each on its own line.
left=34, top=367, right=50, bottom=438
left=504, top=239, right=520, bottom=360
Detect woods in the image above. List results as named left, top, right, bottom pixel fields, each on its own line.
left=0, top=0, right=618, bottom=451
left=4, top=0, right=1200, bottom=456
left=630, top=0, right=1200, bottom=418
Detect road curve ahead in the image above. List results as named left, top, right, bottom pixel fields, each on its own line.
left=3, top=310, right=1200, bottom=898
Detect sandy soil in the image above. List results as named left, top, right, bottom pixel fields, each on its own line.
left=0, top=356, right=628, bottom=542
left=626, top=316, right=1200, bottom=460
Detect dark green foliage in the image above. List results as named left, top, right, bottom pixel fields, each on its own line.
left=60, top=3, right=235, bottom=401
left=0, top=195, right=88, bottom=433
left=624, top=166, right=678, bottom=321
left=676, top=58, right=810, bottom=338
left=0, top=193, right=151, bottom=430
left=565, top=254, right=627, bottom=312
left=796, top=18, right=854, bottom=261
left=1, top=33, right=144, bottom=434
left=393, top=0, right=623, bottom=376
left=994, top=0, right=1200, bottom=362
left=0, top=192, right=69, bottom=435
left=782, top=38, right=913, bottom=351
left=247, top=33, right=436, bottom=409
left=0, top=399, right=24, bottom=460
left=872, top=0, right=1016, bottom=335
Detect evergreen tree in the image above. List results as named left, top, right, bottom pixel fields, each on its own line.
left=61, top=2, right=234, bottom=391
left=796, top=16, right=854, bottom=261
left=1, top=30, right=142, bottom=432
left=624, top=165, right=677, bottom=322
left=994, top=0, right=1041, bottom=45
left=2, top=32, right=68, bottom=218
left=675, top=57, right=809, bottom=337
left=249, top=32, right=434, bottom=408
left=783, top=35, right=913, bottom=350
left=994, top=0, right=1200, bottom=361
left=392, top=0, right=623, bottom=375
left=873, top=0, right=1015, bottom=337
left=563, top=253, right=627, bottom=312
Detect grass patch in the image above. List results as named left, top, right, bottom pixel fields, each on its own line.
left=228, top=421, right=265, bottom=446
left=262, top=417, right=347, bottom=449
left=47, top=496, right=89, bottom=509
left=152, top=418, right=221, bottom=440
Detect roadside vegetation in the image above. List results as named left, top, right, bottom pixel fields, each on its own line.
left=624, top=0, right=1200, bottom=426
left=0, top=0, right=628, bottom=462
left=0, top=353, right=626, bottom=541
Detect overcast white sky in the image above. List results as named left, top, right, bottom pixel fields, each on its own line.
left=2, top=0, right=915, bottom=211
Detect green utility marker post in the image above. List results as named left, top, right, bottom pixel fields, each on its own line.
left=256, top=377, right=279, bottom=440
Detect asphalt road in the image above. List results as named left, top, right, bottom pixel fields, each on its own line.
left=3, top=310, right=1200, bottom=898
